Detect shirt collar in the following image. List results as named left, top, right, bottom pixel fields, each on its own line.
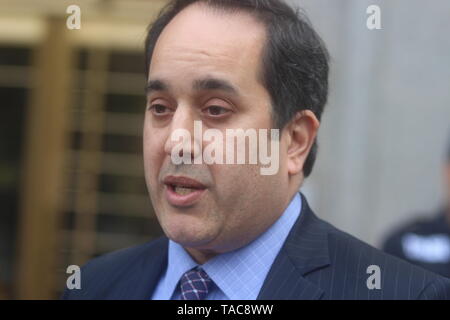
left=158, top=240, right=197, bottom=299
left=162, top=192, right=302, bottom=299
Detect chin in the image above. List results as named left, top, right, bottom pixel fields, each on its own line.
left=161, top=216, right=218, bottom=248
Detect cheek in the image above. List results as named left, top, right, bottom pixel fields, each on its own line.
left=211, top=164, right=262, bottom=202
left=211, top=165, right=284, bottom=233
left=143, top=125, right=165, bottom=178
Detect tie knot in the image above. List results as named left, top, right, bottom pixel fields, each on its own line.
left=179, top=267, right=213, bottom=300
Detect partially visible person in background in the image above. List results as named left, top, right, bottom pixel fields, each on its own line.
left=383, top=136, right=450, bottom=278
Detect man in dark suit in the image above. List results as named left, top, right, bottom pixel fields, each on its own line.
left=63, top=0, right=450, bottom=299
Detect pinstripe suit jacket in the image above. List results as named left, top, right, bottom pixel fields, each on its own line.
left=62, top=193, right=450, bottom=300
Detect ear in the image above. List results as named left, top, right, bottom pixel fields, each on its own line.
left=285, top=110, right=320, bottom=176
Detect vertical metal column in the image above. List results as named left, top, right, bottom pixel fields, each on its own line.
left=70, top=49, right=108, bottom=266
left=15, top=17, right=73, bottom=299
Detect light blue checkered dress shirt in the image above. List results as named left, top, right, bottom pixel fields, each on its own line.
left=151, top=193, right=301, bottom=300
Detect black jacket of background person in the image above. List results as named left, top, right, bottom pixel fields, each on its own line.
left=63, top=194, right=450, bottom=300
left=383, top=209, right=450, bottom=278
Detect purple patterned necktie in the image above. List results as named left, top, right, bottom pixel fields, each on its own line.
left=179, top=267, right=213, bottom=300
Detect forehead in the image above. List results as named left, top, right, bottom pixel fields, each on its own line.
left=149, top=3, right=266, bottom=82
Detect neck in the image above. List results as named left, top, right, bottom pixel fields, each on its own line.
left=185, top=247, right=218, bottom=265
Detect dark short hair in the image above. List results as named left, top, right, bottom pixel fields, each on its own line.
left=144, top=0, right=330, bottom=177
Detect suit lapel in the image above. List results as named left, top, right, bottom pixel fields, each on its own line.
left=257, top=193, right=330, bottom=300
left=109, top=237, right=169, bottom=299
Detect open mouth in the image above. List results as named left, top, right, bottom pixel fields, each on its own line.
left=168, top=184, right=204, bottom=195
left=163, top=176, right=208, bottom=206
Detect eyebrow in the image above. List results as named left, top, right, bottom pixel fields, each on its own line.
left=146, top=79, right=169, bottom=95
left=193, top=77, right=239, bottom=95
left=145, top=77, right=240, bottom=96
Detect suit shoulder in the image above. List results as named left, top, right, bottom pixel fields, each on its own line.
left=318, top=218, right=450, bottom=299
left=82, top=236, right=167, bottom=274
left=61, top=236, right=167, bottom=299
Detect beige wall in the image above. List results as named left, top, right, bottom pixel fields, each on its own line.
left=295, top=0, right=450, bottom=247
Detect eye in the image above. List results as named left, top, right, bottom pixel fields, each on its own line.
left=149, top=104, right=172, bottom=116
left=204, top=105, right=231, bottom=117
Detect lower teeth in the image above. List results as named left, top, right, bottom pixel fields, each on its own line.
left=174, top=187, right=195, bottom=195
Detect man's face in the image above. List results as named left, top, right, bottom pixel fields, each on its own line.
left=143, top=4, right=291, bottom=258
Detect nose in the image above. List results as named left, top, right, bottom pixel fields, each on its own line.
left=164, top=105, right=202, bottom=164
